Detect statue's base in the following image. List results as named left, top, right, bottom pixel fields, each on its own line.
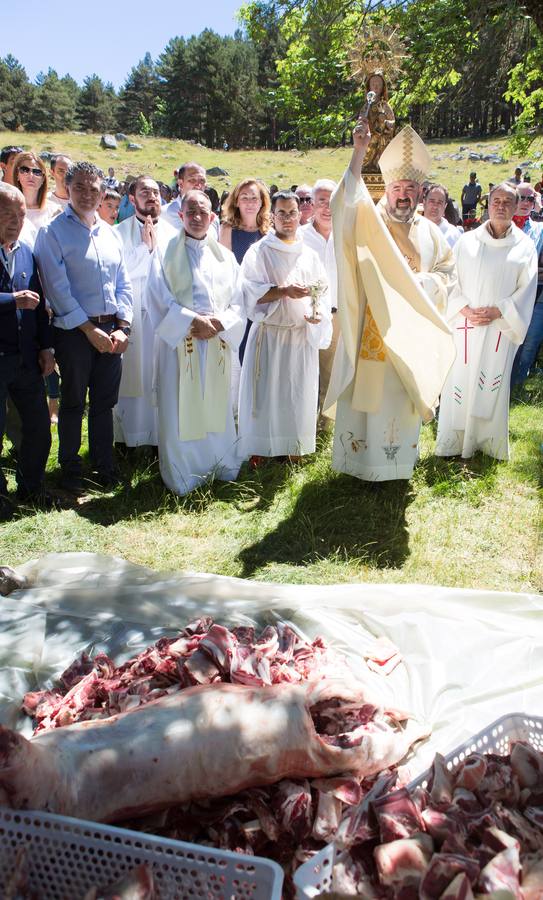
left=362, top=172, right=385, bottom=204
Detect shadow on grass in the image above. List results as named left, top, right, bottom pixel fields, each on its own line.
left=237, top=470, right=413, bottom=579
left=415, top=452, right=501, bottom=501
left=55, top=452, right=294, bottom=527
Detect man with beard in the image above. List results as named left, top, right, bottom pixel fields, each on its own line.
left=113, top=176, right=177, bottom=448
left=324, top=121, right=455, bottom=482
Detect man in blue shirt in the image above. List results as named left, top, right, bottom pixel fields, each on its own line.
left=0, top=183, right=54, bottom=518
left=460, top=172, right=482, bottom=220
left=511, top=183, right=543, bottom=389
left=35, top=162, right=133, bottom=493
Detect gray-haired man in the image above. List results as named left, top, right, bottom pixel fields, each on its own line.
left=35, top=162, right=133, bottom=492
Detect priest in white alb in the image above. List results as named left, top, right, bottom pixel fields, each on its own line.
left=324, top=120, right=456, bottom=481
left=435, top=182, right=537, bottom=461
left=113, top=176, right=177, bottom=447
left=238, top=190, right=331, bottom=460
left=146, top=190, right=245, bottom=495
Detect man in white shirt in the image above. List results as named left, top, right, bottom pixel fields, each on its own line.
left=423, top=183, right=460, bottom=248
left=301, top=179, right=338, bottom=419
left=164, top=161, right=220, bottom=238
left=295, top=183, right=314, bottom=226
left=48, top=154, right=72, bottom=212
left=164, top=162, right=207, bottom=229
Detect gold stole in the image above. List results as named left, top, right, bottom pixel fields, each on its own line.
left=384, top=220, right=421, bottom=274
left=162, top=233, right=232, bottom=442
left=354, top=216, right=421, bottom=412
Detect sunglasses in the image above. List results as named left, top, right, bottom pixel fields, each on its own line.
left=518, top=194, right=535, bottom=202
left=19, top=165, right=44, bottom=178
left=298, top=197, right=312, bottom=204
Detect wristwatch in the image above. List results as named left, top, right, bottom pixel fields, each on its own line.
left=118, top=325, right=131, bottom=337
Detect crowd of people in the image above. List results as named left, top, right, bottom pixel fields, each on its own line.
left=0, top=128, right=540, bottom=517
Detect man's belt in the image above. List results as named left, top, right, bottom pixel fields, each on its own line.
left=88, top=315, right=117, bottom=324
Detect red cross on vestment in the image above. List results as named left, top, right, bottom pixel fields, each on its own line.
left=457, top=317, right=474, bottom=364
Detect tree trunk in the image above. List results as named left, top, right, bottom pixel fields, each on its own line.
left=521, top=0, right=543, bottom=33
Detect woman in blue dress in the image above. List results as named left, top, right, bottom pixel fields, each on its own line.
left=220, top=180, right=271, bottom=364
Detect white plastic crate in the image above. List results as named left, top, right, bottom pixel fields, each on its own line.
left=294, top=712, right=543, bottom=899
left=408, top=711, right=543, bottom=790
left=0, top=807, right=284, bottom=900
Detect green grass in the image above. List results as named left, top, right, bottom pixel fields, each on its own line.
left=1, top=380, right=541, bottom=591
left=3, top=129, right=543, bottom=203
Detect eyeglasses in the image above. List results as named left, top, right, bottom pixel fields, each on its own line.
left=298, top=197, right=312, bottom=205
left=518, top=195, right=535, bottom=202
left=274, top=210, right=300, bottom=220
left=19, top=165, right=44, bottom=178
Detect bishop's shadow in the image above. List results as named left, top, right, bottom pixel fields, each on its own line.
left=237, top=470, right=413, bottom=579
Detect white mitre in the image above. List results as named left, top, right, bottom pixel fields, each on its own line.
left=378, top=124, right=431, bottom=185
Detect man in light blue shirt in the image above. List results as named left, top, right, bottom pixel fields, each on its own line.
left=35, top=161, right=133, bottom=493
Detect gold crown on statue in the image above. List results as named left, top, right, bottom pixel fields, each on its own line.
left=349, top=24, right=406, bottom=85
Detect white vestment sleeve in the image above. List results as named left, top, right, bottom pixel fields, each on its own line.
left=341, top=166, right=371, bottom=208
left=413, top=221, right=456, bottom=315
left=216, top=260, right=246, bottom=352
left=241, top=242, right=277, bottom=321
left=123, top=242, right=153, bottom=281
left=146, top=254, right=195, bottom=348
left=494, top=242, right=538, bottom=344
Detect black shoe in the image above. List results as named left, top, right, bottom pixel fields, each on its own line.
left=91, top=469, right=124, bottom=490
left=16, top=490, right=60, bottom=511
left=0, top=494, right=14, bottom=521
left=59, top=474, right=84, bottom=495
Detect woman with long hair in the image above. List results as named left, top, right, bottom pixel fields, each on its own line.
left=220, top=178, right=271, bottom=260
left=13, top=151, right=60, bottom=237
left=13, top=151, right=61, bottom=422
left=220, top=179, right=271, bottom=366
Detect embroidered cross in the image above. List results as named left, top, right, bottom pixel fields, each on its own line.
left=457, top=317, right=474, bottom=365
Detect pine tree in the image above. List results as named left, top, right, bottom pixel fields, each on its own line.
left=118, top=53, right=160, bottom=134
left=76, top=74, right=118, bottom=132
left=0, top=55, right=34, bottom=130
left=26, top=69, right=79, bottom=131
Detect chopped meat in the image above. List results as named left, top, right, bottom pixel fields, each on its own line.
left=438, top=872, right=474, bottom=900
left=364, top=637, right=403, bottom=677
left=374, top=833, right=433, bottom=887
left=419, top=852, right=480, bottom=899
left=319, top=740, right=543, bottom=898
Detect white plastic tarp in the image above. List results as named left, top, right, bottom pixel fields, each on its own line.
left=1, top=552, right=542, bottom=777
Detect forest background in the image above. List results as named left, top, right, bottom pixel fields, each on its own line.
left=1, top=0, right=542, bottom=153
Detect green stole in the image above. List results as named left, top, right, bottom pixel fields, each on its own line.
left=162, top=232, right=233, bottom=442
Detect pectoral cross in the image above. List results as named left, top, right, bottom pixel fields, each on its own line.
left=457, top=317, right=474, bottom=365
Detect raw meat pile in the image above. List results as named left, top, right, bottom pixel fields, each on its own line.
left=0, top=617, right=428, bottom=893
left=323, top=743, right=543, bottom=898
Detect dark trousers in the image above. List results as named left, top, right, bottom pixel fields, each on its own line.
left=0, top=354, right=51, bottom=496
left=54, top=326, right=122, bottom=477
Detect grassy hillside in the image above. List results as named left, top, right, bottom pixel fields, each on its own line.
left=3, top=130, right=543, bottom=205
